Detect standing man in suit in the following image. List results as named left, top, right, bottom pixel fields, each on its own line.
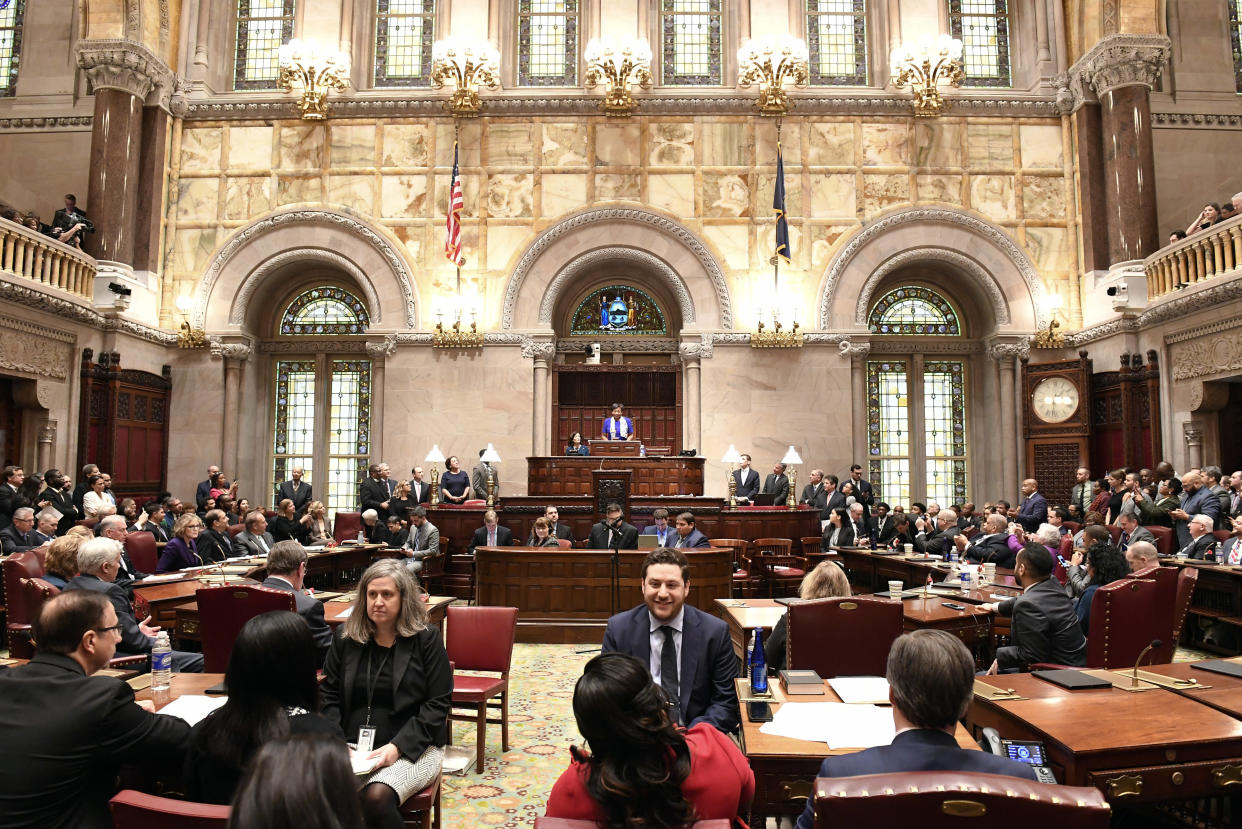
left=792, top=630, right=1036, bottom=829
left=402, top=505, right=440, bottom=572
left=72, top=463, right=99, bottom=517
left=408, top=466, right=432, bottom=504
left=731, top=454, right=759, bottom=504
left=640, top=508, right=674, bottom=547
left=1171, top=471, right=1220, bottom=548
left=1114, top=512, right=1155, bottom=552
left=48, top=193, right=94, bottom=247
left=277, top=466, right=313, bottom=517
left=0, top=590, right=191, bottom=829
left=470, top=509, right=514, bottom=554
left=38, top=468, right=78, bottom=534
left=471, top=449, right=500, bottom=500
left=0, top=507, right=37, bottom=554
left=847, top=464, right=874, bottom=518
left=820, top=474, right=847, bottom=527
left=588, top=502, right=639, bottom=549
left=671, top=512, right=711, bottom=549
left=983, top=544, right=1087, bottom=672
left=1011, top=478, right=1048, bottom=533
left=0, top=465, right=29, bottom=530
left=602, top=548, right=739, bottom=733
left=1070, top=467, right=1093, bottom=515
left=544, top=505, right=573, bottom=541
left=873, top=502, right=895, bottom=544
left=953, top=513, right=1014, bottom=567
left=231, top=510, right=275, bottom=557
left=762, top=462, right=790, bottom=505
left=195, top=464, right=219, bottom=512
left=799, top=469, right=828, bottom=511
left=358, top=463, right=391, bottom=521
left=262, top=541, right=333, bottom=666
left=1177, top=513, right=1218, bottom=559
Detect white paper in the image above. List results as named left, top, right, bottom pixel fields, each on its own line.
left=304, top=545, right=326, bottom=552
left=350, top=749, right=381, bottom=776
left=139, top=573, right=180, bottom=583
left=335, top=606, right=353, bottom=618
left=827, top=676, right=891, bottom=705
left=759, top=701, right=896, bottom=749
left=157, top=694, right=227, bottom=726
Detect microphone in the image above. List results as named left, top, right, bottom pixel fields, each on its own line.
left=1131, top=639, right=1162, bottom=687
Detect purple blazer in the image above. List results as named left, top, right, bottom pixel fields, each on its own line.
left=157, top=536, right=202, bottom=573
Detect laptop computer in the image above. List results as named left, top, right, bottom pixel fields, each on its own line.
left=637, top=534, right=660, bottom=549
left=751, top=493, right=779, bottom=506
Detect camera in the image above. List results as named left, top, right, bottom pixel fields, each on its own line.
left=585, top=342, right=601, bottom=365
left=107, top=282, right=132, bottom=296
left=1106, top=276, right=1146, bottom=312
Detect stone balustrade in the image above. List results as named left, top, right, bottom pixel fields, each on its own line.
left=1146, top=214, right=1242, bottom=299
left=0, top=219, right=96, bottom=299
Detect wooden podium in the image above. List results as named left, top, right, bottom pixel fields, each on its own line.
left=589, top=439, right=641, bottom=457
left=592, top=469, right=632, bottom=521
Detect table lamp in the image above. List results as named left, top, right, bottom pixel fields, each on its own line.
left=781, top=445, right=802, bottom=509
left=481, top=443, right=502, bottom=507
left=721, top=444, right=743, bottom=507
left=424, top=444, right=446, bottom=506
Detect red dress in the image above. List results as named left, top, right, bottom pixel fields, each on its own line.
left=545, top=722, right=754, bottom=824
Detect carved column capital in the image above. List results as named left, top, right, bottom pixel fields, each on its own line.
left=987, top=338, right=1030, bottom=363
left=365, top=334, right=398, bottom=358
left=1182, top=422, right=1204, bottom=445
left=838, top=339, right=871, bottom=360
left=1076, top=33, right=1171, bottom=100
left=38, top=419, right=57, bottom=443
left=521, top=337, right=556, bottom=360
left=76, top=39, right=175, bottom=103
left=210, top=341, right=253, bottom=362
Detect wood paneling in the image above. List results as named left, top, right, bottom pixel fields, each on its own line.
left=527, top=456, right=704, bottom=497
left=554, top=365, right=682, bottom=453
left=1090, top=350, right=1162, bottom=475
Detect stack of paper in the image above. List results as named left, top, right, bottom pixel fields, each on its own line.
left=350, top=749, right=381, bottom=776
left=156, top=695, right=227, bottom=726
left=759, top=701, right=896, bottom=749
left=827, top=676, right=891, bottom=705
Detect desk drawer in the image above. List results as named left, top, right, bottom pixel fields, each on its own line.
left=1087, top=758, right=1242, bottom=802
left=752, top=759, right=824, bottom=816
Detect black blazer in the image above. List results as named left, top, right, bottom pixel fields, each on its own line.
left=820, top=490, right=846, bottom=521
left=197, top=529, right=231, bottom=563
left=407, top=479, right=433, bottom=504
left=270, top=514, right=306, bottom=543
left=65, top=574, right=152, bottom=655
left=963, top=533, right=1014, bottom=568
left=762, top=473, right=790, bottom=504
left=552, top=522, right=573, bottom=541
left=262, top=576, right=333, bottom=665
left=0, top=524, right=36, bottom=554
left=1179, top=534, right=1217, bottom=560
left=39, top=485, right=79, bottom=533
left=995, top=577, right=1087, bottom=672
left=320, top=627, right=451, bottom=760
left=0, top=653, right=190, bottom=829
left=821, top=523, right=856, bottom=551
left=358, top=477, right=390, bottom=519
left=470, top=524, right=514, bottom=553
left=0, top=482, right=29, bottom=530
left=732, top=468, right=759, bottom=501
left=276, top=480, right=313, bottom=515
left=195, top=479, right=213, bottom=511
left=588, top=520, right=639, bottom=549
left=799, top=483, right=828, bottom=511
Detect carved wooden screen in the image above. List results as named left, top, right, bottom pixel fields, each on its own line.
left=1089, top=351, right=1161, bottom=474
left=554, top=365, right=682, bottom=454
left=77, top=349, right=171, bottom=504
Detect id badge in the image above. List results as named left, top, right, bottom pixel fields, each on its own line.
left=357, top=726, right=376, bottom=755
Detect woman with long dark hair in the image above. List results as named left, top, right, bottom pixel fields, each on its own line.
left=545, top=652, right=754, bottom=827
left=1075, top=541, right=1130, bottom=636
left=228, top=734, right=363, bottom=829
left=185, top=611, right=342, bottom=804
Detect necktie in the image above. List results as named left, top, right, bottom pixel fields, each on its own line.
left=257, top=535, right=269, bottom=554
left=488, top=529, right=496, bottom=546
left=1119, top=532, right=1129, bottom=551
left=660, top=625, right=681, bottom=725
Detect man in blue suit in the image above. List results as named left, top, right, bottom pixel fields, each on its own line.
left=1011, top=478, right=1049, bottom=533
left=794, top=630, right=1037, bottom=829
left=671, top=511, right=711, bottom=548
left=602, top=548, right=739, bottom=733
left=639, top=508, right=674, bottom=547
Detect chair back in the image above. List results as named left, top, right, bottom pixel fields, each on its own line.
left=195, top=585, right=296, bottom=672
left=801, top=535, right=824, bottom=557
left=752, top=537, right=793, bottom=556
left=76, top=517, right=100, bottom=530
left=1146, top=525, right=1173, bottom=556
left=333, top=511, right=362, bottom=544
left=1062, top=520, right=1081, bottom=534
left=110, top=789, right=230, bottom=828
left=556, top=538, right=572, bottom=548
left=812, top=772, right=1110, bottom=828
left=712, top=538, right=751, bottom=565
left=18, top=577, right=59, bottom=656
left=1106, top=524, right=1122, bottom=544
left=787, top=597, right=902, bottom=678
left=1058, top=534, right=1074, bottom=560
left=1127, top=565, right=1177, bottom=662
left=3, top=551, right=44, bottom=624
left=1173, top=566, right=1199, bottom=642
left=445, top=605, right=519, bottom=674
left=1085, top=578, right=1161, bottom=669
left=124, top=531, right=159, bottom=574
left=227, top=523, right=245, bottom=538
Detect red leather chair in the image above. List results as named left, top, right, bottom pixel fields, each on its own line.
left=226, top=523, right=245, bottom=539
left=1062, top=520, right=1081, bottom=535
left=1033, top=578, right=1161, bottom=671
left=787, top=597, right=903, bottom=678
left=1173, top=566, right=1199, bottom=643
left=195, top=584, right=296, bottom=672
left=811, top=772, right=1110, bottom=828
left=333, top=511, right=362, bottom=544
left=1106, top=524, right=1122, bottom=544
left=1145, top=525, right=1173, bottom=556
left=1127, top=565, right=1177, bottom=663
left=555, top=538, right=572, bottom=549
left=76, top=517, right=100, bottom=531
left=537, top=821, right=733, bottom=829
left=3, top=550, right=43, bottom=657
left=399, top=773, right=442, bottom=829
left=110, top=789, right=229, bottom=828
left=750, top=538, right=805, bottom=598
left=124, top=531, right=159, bottom=574
left=446, top=605, right=519, bottom=771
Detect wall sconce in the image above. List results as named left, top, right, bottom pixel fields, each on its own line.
left=424, top=444, right=445, bottom=506
left=431, top=37, right=501, bottom=117
left=780, top=445, right=803, bottom=509
left=174, top=295, right=207, bottom=349
left=737, top=35, right=809, bottom=116
left=1033, top=292, right=1066, bottom=349
left=278, top=39, right=350, bottom=120
left=432, top=293, right=484, bottom=349
left=721, top=444, right=743, bottom=507
left=890, top=35, right=964, bottom=117
left=584, top=37, right=652, bottom=116
left=752, top=301, right=803, bottom=349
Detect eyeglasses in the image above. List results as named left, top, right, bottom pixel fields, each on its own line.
left=93, top=624, right=122, bottom=634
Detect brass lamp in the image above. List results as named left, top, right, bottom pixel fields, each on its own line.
left=890, top=35, right=964, bottom=117
left=278, top=39, right=350, bottom=120
left=480, top=443, right=502, bottom=507
left=174, top=295, right=207, bottom=349
left=737, top=35, right=809, bottom=116
left=424, top=444, right=445, bottom=506
left=781, top=446, right=803, bottom=509
left=584, top=37, right=652, bottom=116
left=431, top=37, right=501, bottom=117
left=721, top=444, right=743, bottom=508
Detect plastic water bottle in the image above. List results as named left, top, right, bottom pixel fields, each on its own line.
left=749, top=627, right=768, bottom=694
left=640, top=444, right=647, bottom=457
left=959, top=567, right=971, bottom=594
left=150, top=631, right=172, bottom=690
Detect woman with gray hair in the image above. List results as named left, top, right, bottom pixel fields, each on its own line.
left=320, top=559, right=449, bottom=829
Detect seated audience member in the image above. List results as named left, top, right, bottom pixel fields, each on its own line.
left=792, top=630, right=1037, bottom=829
left=640, top=507, right=674, bottom=547
left=80, top=474, right=115, bottom=519
left=984, top=543, right=1087, bottom=673
left=672, top=511, right=711, bottom=549
left=1006, top=522, right=1062, bottom=566
left=565, top=430, right=590, bottom=456
left=470, top=509, right=514, bottom=554
left=228, top=735, right=363, bottom=829
left=0, top=506, right=38, bottom=553
left=821, top=506, right=854, bottom=550
left=261, top=541, right=334, bottom=663
left=1177, top=513, right=1218, bottom=559
left=545, top=652, right=754, bottom=825
left=1220, top=202, right=1236, bottom=221
left=186, top=610, right=342, bottom=804
left=196, top=509, right=233, bottom=563
left=1114, top=511, right=1155, bottom=552
left=97, top=515, right=147, bottom=583
left=527, top=516, right=561, bottom=547
left=41, top=534, right=83, bottom=589
left=1067, top=524, right=1112, bottom=597
left=1169, top=229, right=1187, bottom=245
left=360, top=509, right=390, bottom=545
left=545, top=505, right=573, bottom=541
left=401, top=506, right=440, bottom=573
left=0, top=591, right=191, bottom=829
left=1218, top=515, right=1242, bottom=565
left=39, top=468, right=79, bottom=533
left=215, top=494, right=240, bottom=526
left=385, top=514, right=409, bottom=548
left=1125, top=540, right=1161, bottom=571
left=765, top=561, right=852, bottom=673
left=49, top=193, right=94, bottom=247
left=1075, top=542, right=1129, bottom=636
left=847, top=502, right=871, bottom=544
left=321, top=560, right=450, bottom=829
left=67, top=538, right=204, bottom=671
left=602, top=548, right=739, bottom=732
left=132, top=501, right=169, bottom=543
left=954, top=513, right=1013, bottom=567
left=232, top=510, right=276, bottom=557
left=873, top=502, right=896, bottom=543
left=1072, top=510, right=1106, bottom=548
left=270, top=498, right=305, bottom=543
left=302, top=500, right=334, bottom=546
left=916, top=508, right=959, bottom=556
left=1048, top=505, right=1070, bottom=536
left=589, top=502, right=639, bottom=549
left=1187, top=202, right=1222, bottom=234
left=439, top=455, right=471, bottom=504
left=157, top=514, right=207, bottom=572
left=236, top=497, right=253, bottom=519
left=32, top=508, right=59, bottom=546
left=884, top=512, right=917, bottom=550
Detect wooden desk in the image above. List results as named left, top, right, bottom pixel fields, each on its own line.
left=1164, top=560, right=1242, bottom=654
left=135, top=672, right=225, bottom=711
left=969, top=672, right=1242, bottom=803
left=527, top=455, right=705, bottom=497
left=1142, top=660, right=1242, bottom=719
left=133, top=578, right=212, bottom=630
left=739, top=676, right=977, bottom=820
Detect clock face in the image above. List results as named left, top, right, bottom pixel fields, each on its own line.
left=1032, top=376, right=1079, bottom=424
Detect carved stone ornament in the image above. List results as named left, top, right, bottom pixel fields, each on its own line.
left=75, top=39, right=174, bottom=103
left=258, top=340, right=367, bottom=353
left=1070, top=275, right=1242, bottom=347
left=1183, top=423, right=1204, bottom=445
left=0, top=277, right=174, bottom=346
left=838, top=340, right=871, bottom=359
left=503, top=208, right=732, bottom=330
left=1170, top=330, right=1242, bottom=383
left=521, top=338, right=556, bottom=360
left=0, top=315, right=74, bottom=381
left=538, top=247, right=697, bottom=327
left=0, top=116, right=92, bottom=131
left=986, top=339, right=1030, bottom=362
left=365, top=334, right=399, bottom=358
left=853, top=247, right=1012, bottom=327
left=209, top=341, right=253, bottom=361
left=1152, top=112, right=1242, bottom=130
left=558, top=338, right=678, bottom=353
left=39, top=420, right=57, bottom=443
left=1057, top=34, right=1171, bottom=113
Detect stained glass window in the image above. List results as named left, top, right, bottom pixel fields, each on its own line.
left=948, top=0, right=1010, bottom=87
left=0, top=0, right=25, bottom=97
left=235, top=0, right=296, bottom=90
left=662, top=0, right=722, bottom=86
left=518, top=0, right=578, bottom=87
left=327, top=361, right=372, bottom=517
left=868, top=286, right=961, bottom=336
left=807, top=0, right=867, bottom=85
left=374, top=0, right=435, bottom=87
left=868, top=361, right=912, bottom=507
left=923, top=361, right=968, bottom=506
left=1231, top=1, right=1242, bottom=93
left=280, top=287, right=370, bottom=336
left=273, top=361, right=316, bottom=504
left=569, top=285, right=668, bottom=336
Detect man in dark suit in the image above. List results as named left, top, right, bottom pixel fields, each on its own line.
left=195, top=464, right=219, bottom=512
left=954, top=514, right=1014, bottom=568
left=671, top=511, right=711, bottom=549
left=640, top=508, right=674, bottom=547
left=469, top=509, right=514, bottom=554
left=0, top=507, right=37, bottom=553
left=544, top=505, right=573, bottom=541
left=277, top=466, right=313, bottom=516
left=38, top=468, right=78, bottom=534
left=588, top=502, right=639, bottom=549
left=1114, top=511, right=1155, bottom=552
left=358, top=462, right=391, bottom=520
left=0, top=590, right=191, bottom=829
left=231, top=510, right=276, bottom=557
left=984, top=544, right=1086, bottom=673
left=49, top=193, right=94, bottom=247
left=262, top=541, right=333, bottom=666
left=1172, top=472, right=1222, bottom=548
left=793, top=629, right=1036, bottom=829
left=1011, top=478, right=1048, bottom=533
left=873, top=502, right=896, bottom=544
left=1177, top=513, right=1218, bottom=559
left=602, top=548, right=739, bottom=732
left=762, top=461, right=790, bottom=505
left=408, top=466, right=433, bottom=504
left=0, top=464, right=29, bottom=530
left=731, top=454, right=759, bottom=503
left=66, top=537, right=204, bottom=672
left=847, top=464, right=874, bottom=520
left=799, top=469, right=828, bottom=511
left=916, top=508, right=960, bottom=556
left=820, top=474, right=847, bottom=523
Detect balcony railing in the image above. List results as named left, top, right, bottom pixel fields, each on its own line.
left=0, top=219, right=96, bottom=299
left=1146, top=214, right=1242, bottom=300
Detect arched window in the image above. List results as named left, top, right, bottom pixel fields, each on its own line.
left=234, top=0, right=297, bottom=90
left=661, top=0, right=722, bottom=86
left=374, top=0, right=436, bottom=87
left=517, top=0, right=579, bottom=86
left=947, top=0, right=1011, bottom=88
left=280, top=286, right=370, bottom=335
left=866, top=285, right=968, bottom=507
left=807, top=0, right=867, bottom=86
left=0, top=0, right=26, bottom=98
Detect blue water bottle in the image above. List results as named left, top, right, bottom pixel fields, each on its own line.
left=749, top=627, right=768, bottom=694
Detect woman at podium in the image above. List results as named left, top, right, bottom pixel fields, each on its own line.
left=600, top=403, right=635, bottom=441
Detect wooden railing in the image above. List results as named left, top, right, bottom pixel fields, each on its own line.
left=1146, top=214, right=1242, bottom=300
left=0, top=219, right=96, bottom=299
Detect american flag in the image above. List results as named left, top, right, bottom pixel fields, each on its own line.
left=445, top=141, right=463, bottom=266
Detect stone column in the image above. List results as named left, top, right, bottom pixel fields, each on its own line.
left=523, top=337, right=556, bottom=457
left=988, top=339, right=1030, bottom=499
left=841, top=339, right=871, bottom=466
left=36, top=420, right=56, bottom=474
left=679, top=344, right=702, bottom=454
left=1184, top=423, right=1204, bottom=471
left=212, top=341, right=252, bottom=477
left=366, top=336, right=398, bottom=462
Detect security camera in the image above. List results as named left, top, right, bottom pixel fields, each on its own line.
left=1107, top=276, right=1146, bottom=312
left=1105, top=284, right=1126, bottom=298
left=107, top=282, right=132, bottom=296
left=585, top=342, right=601, bottom=365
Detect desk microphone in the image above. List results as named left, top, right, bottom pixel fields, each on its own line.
left=1131, top=639, right=1162, bottom=687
